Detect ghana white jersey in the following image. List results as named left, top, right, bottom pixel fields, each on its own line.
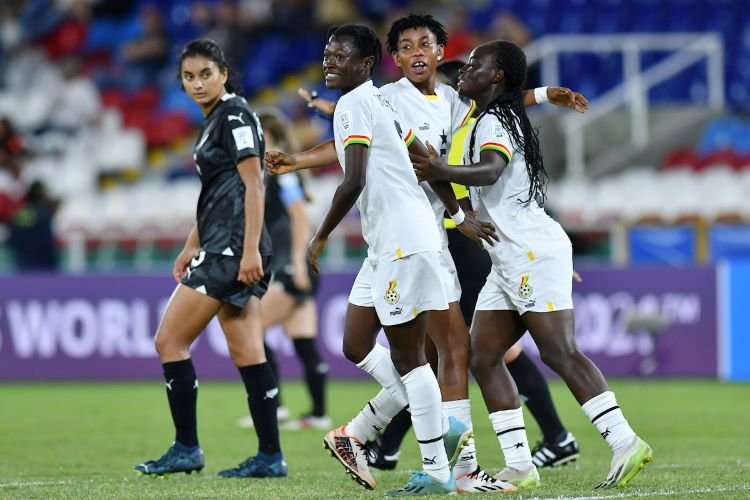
left=333, top=80, right=441, bottom=263
left=380, top=78, right=475, bottom=247
left=466, top=113, right=571, bottom=269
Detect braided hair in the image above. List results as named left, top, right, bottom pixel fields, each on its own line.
left=467, top=41, right=547, bottom=205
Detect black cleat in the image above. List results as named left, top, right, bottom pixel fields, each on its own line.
left=531, top=432, right=580, bottom=468
left=366, top=435, right=400, bottom=471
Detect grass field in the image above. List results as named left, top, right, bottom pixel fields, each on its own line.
left=1, top=379, right=749, bottom=499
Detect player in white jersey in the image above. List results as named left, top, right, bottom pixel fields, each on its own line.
left=271, top=24, right=499, bottom=496
left=412, top=40, right=653, bottom=491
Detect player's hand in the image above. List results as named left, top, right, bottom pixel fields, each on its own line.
left=547, top=87, right=589, bottom=113
left=238, top=250, right=264, bottom=285
left=297, top=87, right=336, bottom=116
left=291, top=259, right=312, bottom=291
left=573, top=270, right=583, bottom=283
left=264, top=150, right=297, bottom=176
left=412, top=143, right=448, bottom=182
left=457, top=211, right=500, bottom=248
left=173, top=247, right=198, bottom=283
left=307, top=235, right=328, bottom=275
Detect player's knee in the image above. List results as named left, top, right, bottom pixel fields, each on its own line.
left=469, top=351, right=492, bottom=379
left=538, top=344, right=578, bottom=373
left=342, top=340, right=368, bottom=364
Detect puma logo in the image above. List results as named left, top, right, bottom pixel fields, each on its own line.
left=228, top=113, right=245, bottom=124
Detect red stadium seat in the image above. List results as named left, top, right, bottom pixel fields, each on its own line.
left=660, top=148, right=699, bottom=171
left=698, top=150, right=741, bottom=171
left=131, top=86, right=161, bottom=111
left=100, top=88, right=128, bottom=110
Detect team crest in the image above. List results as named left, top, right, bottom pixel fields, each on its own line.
left=518, top=275, right=533, bottom=299
left=384, top=280, right=400, bottom=305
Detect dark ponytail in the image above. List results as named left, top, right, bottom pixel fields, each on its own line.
left=177, top=38, right=243, bottom=95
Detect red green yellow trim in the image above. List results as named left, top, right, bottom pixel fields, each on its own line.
left=403, top=129, right=416, bottom=147
left=344, top=135, right=371, bottom=148
left=459, top=100, right=477, bottom=127
left=480, top=142, right=512, bottom=163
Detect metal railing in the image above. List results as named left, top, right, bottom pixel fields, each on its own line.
left=524, top=33, right=725, bottom=178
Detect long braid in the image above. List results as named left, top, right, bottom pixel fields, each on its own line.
left=468, top=41, right=548, bottom=205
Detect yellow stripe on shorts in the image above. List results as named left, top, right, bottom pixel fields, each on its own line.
left=547, top=302, right=555, bottom=312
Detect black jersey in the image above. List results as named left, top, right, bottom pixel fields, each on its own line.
left=193, top=93, right=272, bottom=257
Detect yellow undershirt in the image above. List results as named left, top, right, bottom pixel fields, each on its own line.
left=444, top=117, right=476, bottom=229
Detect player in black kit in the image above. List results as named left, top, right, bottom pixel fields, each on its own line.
left=134, top=39, right=286, bottom=479
left=237, top=108, right=330, bottom=431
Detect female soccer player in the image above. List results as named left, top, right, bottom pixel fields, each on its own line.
left=133, top=39, right=286, bottom=479
left=412, top=40, right=653, bottom=490
left=279, top=23, right=498, bottom=496
left=257, top=108, right=330, bottom=430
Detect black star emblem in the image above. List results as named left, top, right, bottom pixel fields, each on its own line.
left=514, top=442, right=525, bottom=449
left=440, top=129, right=448, bottom=146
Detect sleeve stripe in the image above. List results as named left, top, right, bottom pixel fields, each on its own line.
left=480, top=142, right=512, bottom=162
left=403, top=129, right=415, bottom=146
left=344, top=135, right=371, bottom=147
left=459, top=100, right=477, bottom=127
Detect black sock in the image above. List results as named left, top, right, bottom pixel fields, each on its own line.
left=506, top=351, right=566, bottom=442
left=263, top=341, right=282, bottom=407
left=162, top=359, right=199, bottom=448
left=292, top=338, right=328, bottom=417
left=239, top=362, right=281, bottom=456
left=379, top=407, right=412, bottom=452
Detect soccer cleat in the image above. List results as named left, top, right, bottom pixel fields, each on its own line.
left=494, top=465, right=540, bottom=489
left=366, top=435, right=400, bottom=471
left=134, top=442, right=204, bottom=476
left=531, top=432, right=580, bottom=468
left=280, top=414, right=333, bottom=431
left=218, top=452, right=288, bottom=478
left=595, top=436, right=653, bottom=489
left=237, top=406, right=290, bottom=429
left=323, top=426, right=376, bottom=490
left=455, top=466, right=517, bottom=493
left=386, top=471, right=457, bottom=496
left=443, top=416, right=473, bottom=469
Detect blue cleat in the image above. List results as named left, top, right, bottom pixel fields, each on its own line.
left=443, top=416, right=472, bottom=469
left=386, top=471, right=457, bottom=496
left=134, top=442, right=204, bottom=476
left=218, top=452, right=288, bottom=478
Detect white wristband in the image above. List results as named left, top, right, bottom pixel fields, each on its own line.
left=534, top=86, right=549, bottom=104
left=450, top=207, right=466, bottom=225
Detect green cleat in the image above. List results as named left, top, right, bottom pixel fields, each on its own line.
left=443, top=416, right=473, bottom=469
left=494, top=465, right=540, bottom=489
left=386, top=471, right=457, bottom=496
left=596, top=437, right=653, bottom=489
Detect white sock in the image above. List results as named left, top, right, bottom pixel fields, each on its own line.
left=345, top=388, right=405, bottom=443
left=442, top=399, right=478, bottom=475
left=356, top=344, right=408, bottom=407
left=489, top=408, right=533, bottom=470
left=582, top=391, right=636, bottom=453
left=402, top=364, right=450, bottom=483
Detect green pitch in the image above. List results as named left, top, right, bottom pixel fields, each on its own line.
left=1, top=379, right=748, bottom=498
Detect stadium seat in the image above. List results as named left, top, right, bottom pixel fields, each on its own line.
left=661, top=148, right=699, bottom=171
left=698, top=150, right=741, bottom=171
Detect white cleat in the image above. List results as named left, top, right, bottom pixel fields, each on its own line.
left=494, top=465, right=540, bottom=489
left=455, top=466, right=517, bottom=493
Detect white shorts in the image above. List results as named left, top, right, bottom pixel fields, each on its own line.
left=476, top=246, right=574, bottom=315
left=349, top=251, right=450, bottom=326
left=439, top=246, right=462, bottom=304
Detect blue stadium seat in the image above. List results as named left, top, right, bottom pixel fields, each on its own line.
left=698, top=117, right=745, bottom=154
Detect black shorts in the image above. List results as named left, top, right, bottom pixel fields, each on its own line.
left=447, top=228, right=492, bottom=325
left=272, top=262, right=320, bottom=301
left=182, top=251, right=272, bottom=308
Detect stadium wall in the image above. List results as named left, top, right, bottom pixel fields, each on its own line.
left=1, top=264, right=745, bottom=381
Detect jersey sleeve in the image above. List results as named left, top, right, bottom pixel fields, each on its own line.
left=277, top=172, right=305, bottom=208
left=476, top=117, right=513, bottom=164
left=220, top=105, right=263, bottom=164
left=336, top=93, right=373, bottom=149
